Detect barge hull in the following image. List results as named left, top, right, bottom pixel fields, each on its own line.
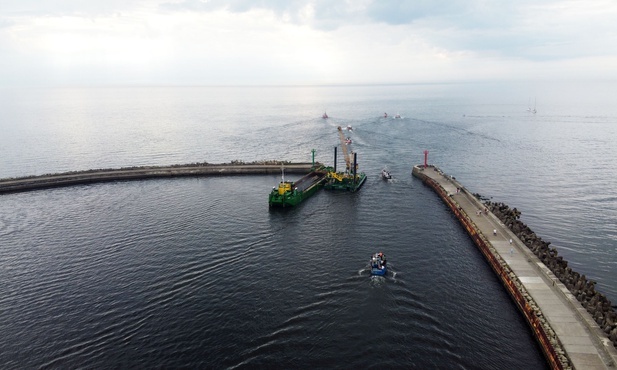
left=324, top=172, right=367, bottom=192
left=268, top=170, right=327, bottom=207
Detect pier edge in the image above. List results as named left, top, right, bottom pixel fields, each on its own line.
left=413, top=164, right=571, bottom=369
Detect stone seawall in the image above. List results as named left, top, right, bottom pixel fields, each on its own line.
left=485, top=201, right=617, bottom=349
left=0, top=162, right=316, bottom=194
left=412, top=165, right=570, bottom=369
left=413, top=164, right=617, bottom=369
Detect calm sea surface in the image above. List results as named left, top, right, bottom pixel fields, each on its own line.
left=1, top=83, right=616, bottom=368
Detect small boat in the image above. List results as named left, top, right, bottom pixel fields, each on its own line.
left=527, top=98, right=537, bottom=114
left=384, top=112, right=388, bottom=118
left=322, top=112, right=329, bottom=119
left=532, top=98, right=537, bottom=114
left=346, top=125, right=353, bottom=131
left=394, top=113, right=401, bottom=119
left=370, top=252, right=387, bottom=276
left=345, top=137, right=352, bottom=145
left=381, top=169, right=392, bottom=180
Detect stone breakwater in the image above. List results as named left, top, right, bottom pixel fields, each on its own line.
left=414, top=166, right=571, bottom=369
left=485, top=200, right=617, bottom=349
left=414, top=164, right=617, bottom=369
left=0, top=161, right=317, bottom=194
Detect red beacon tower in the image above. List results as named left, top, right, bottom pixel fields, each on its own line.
left=424, top=150, right=429, bottom=168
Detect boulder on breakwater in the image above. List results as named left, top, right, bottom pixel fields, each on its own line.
left=484, top=200, right=617, bottom=349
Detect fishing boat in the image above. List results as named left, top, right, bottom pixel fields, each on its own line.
left=370, top=252, right=387, bottom=276
left=382, top=169, right=392, bottom=180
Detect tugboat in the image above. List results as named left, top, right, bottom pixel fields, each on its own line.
left=370, top=252, right=387, bottom=276
left=381, top=169, right=392, bottom=180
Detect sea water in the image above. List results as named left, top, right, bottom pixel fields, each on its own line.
left=1, top=82, right=616, bottom=368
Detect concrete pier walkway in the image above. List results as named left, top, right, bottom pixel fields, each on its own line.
left=413, top=165, right=617, bottom=370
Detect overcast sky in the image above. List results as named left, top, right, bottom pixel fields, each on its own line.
left=1, top=0, right=616, bottom=86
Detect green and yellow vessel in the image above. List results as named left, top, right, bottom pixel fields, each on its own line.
left=268, top=124, right=368, bottom=207
left=324, top=168, right=366, bottom=192
left=323, top=126, right=367, bottom=192
left=268, top=150, right=328, bottom=207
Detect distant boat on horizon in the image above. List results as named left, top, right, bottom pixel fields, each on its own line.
left=532, top=98, right=537, bottom=114
left=322, top=111, right=329, bottom=119
left=527, top=98, right=537, bottom=114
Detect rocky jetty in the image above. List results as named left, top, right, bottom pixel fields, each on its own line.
left=486, top=200, right=617, bottom=348
left=0, top=161, right=317, bottom=194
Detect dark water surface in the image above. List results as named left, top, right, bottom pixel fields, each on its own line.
left=0, top=177, right=545, bottom=368
left=2, top=83, right=616, bottom=368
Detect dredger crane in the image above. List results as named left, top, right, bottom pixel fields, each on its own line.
left=336, top=126, right=353, bottom=172
left=325, top=126, right=366, bottom=191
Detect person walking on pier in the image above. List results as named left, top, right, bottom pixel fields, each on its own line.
left=493, top=229, right=497, bottom=236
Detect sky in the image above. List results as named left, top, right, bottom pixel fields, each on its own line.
left=1, top=0, right=617, bottom=86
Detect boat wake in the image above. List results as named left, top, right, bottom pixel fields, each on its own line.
left=359, top=265, right=398, bottom=280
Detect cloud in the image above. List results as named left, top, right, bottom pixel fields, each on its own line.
left=365, top=0, right=467, bottom=25
left=161, top=0, right=513, bottom=29
left=0, top=18, right=15, bottom=29
left=1, top=0, right=148, bottom=17
left=160, top=0, right=358, bottom=30
left=158, top=0, right=617, bottom=61
left=1, top=0, right=616, bottom=86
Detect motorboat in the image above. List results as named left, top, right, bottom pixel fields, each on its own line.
left=394, top=113, right=401, bottom=119
left=381, top=169, right=392, bottom=180
left=345, top=137, right=352, bottom=145
left=346, top=125, right=353, bottom=131
left=370, top=252, right=387, bottom=276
